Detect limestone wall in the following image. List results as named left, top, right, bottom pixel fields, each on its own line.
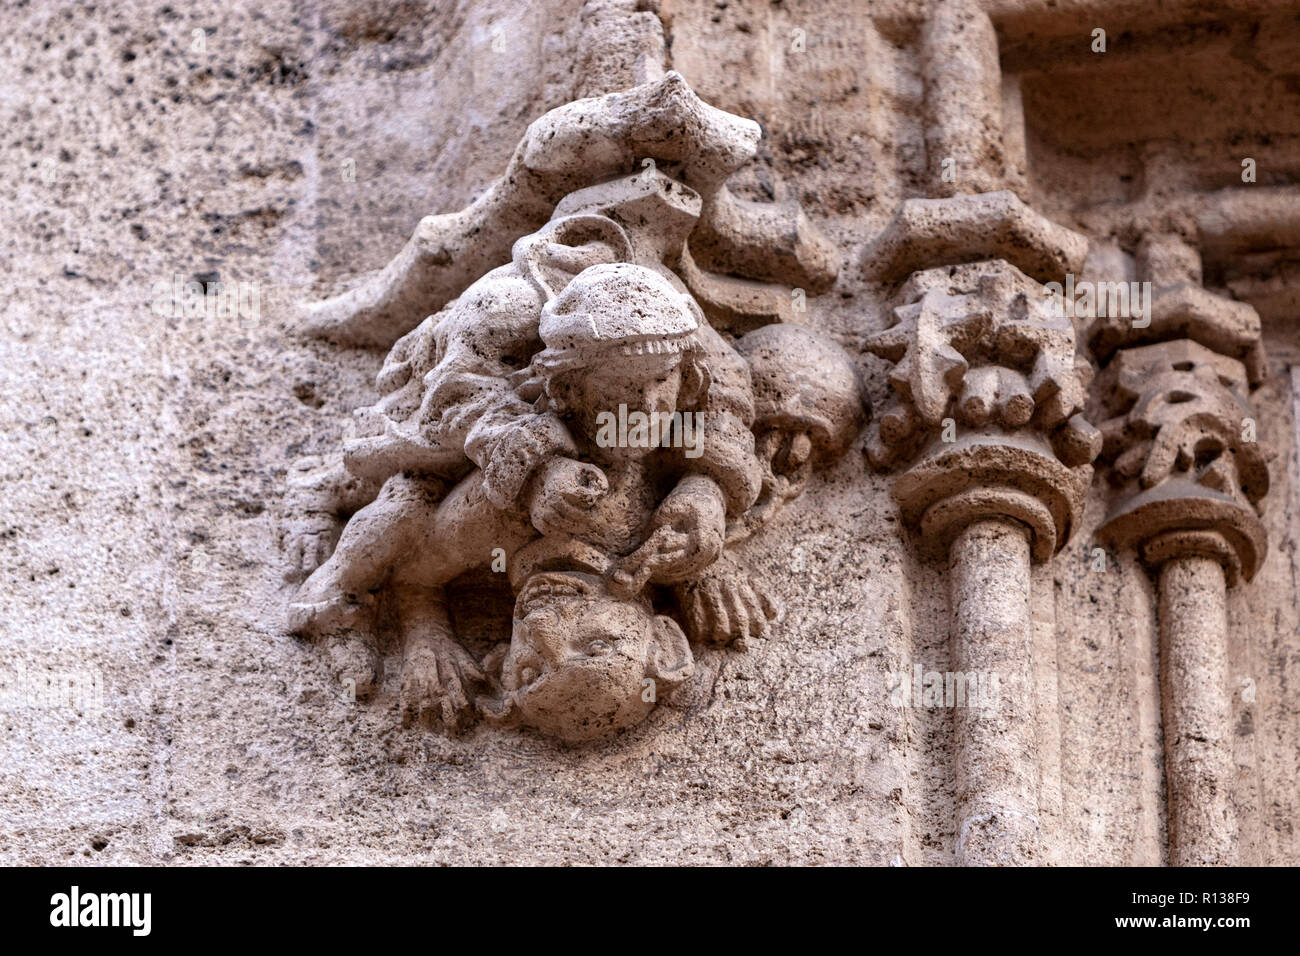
left=2, top=0, right=1296, bottom=865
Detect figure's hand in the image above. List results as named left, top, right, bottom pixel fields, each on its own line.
left=677, top=556, right=781, bottom=649
left=527, top=457, right=608, bottom=537
left=283, top=522, right=338, bottom=583
left=400, top=636, right=486, bottom=732
left=615, top=483, right=725, bottom=590
left=760, top=428, right=815, bottom=492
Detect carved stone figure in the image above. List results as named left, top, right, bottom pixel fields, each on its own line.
left=283, top=76, right=865, bottom=742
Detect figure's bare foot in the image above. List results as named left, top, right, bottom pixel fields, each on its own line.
left=400, top=637, right=486, bottom=732
left=280, top=454, right=377, bottom=583
left=678, top=560, right=780, bottom=650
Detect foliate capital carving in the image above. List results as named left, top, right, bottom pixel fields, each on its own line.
left=864, top=260, right=1099, bottom=560
left=1093, top=339, right=1270, bottom=583
left=1089, top=233, right=1271, bottom=583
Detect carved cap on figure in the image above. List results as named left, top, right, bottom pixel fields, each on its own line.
left=536, top=262, right=702, bottom=364
left=483, top=571, right=696, bottom=744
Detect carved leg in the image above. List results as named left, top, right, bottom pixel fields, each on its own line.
left=288, top=474, right=443, bottom=635
left=289, top=475, right=444, bottom=700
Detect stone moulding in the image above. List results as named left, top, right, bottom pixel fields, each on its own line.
left=862, top=191, right=1090, bottom=286
left=891, top=432, right=1088, bottom=563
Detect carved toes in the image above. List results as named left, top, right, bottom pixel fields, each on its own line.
left=400, top=643, right=484, bottom=733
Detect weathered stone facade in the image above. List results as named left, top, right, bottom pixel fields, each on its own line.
left=3, top=0, right=1299, bottom=865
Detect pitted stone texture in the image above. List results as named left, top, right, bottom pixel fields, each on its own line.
left=862, top=192, right=1089, bottom=285
left=5, top=0, right=1300, bottom=868
left=1158, top=556, right=1238, bottom=866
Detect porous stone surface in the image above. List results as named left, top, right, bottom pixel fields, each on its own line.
left=2, top=0, right=1298, bottom=866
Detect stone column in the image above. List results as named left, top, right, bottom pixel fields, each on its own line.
left=1157, top=555, right=1235, bottom=865
left=948, top=519, right=1039, bottom=865
left=1090, top=234, right=1270, bottom=866
left=867, top=261, right=1099, bottom=865
left=862, top=3, right=1098, bottom=863
left=920, top=0, right=1004, bottom=197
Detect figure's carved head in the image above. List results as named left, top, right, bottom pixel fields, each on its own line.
left=737, top=323, right=867, bottom=479
left=492, top=571, right=694, bottom=743
left=530, top=263, right=712, bottom=457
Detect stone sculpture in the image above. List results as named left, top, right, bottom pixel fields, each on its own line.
left=284, top=75, right=865, bottom=743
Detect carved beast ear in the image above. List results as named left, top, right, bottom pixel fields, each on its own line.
left=513, top=214, right=634, bottom=301
left=646, top=615, right=695, bottom=692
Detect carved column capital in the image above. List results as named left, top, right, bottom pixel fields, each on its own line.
left=1086, top=230, right=1271, bottom=866
left=1089, top=234, right=1271, bottom=584
left=866, top=259, right=1100, bottom=561
left=1093, top=338, right=1269, bottom=583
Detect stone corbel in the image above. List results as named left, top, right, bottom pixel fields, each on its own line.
left=284, top=72, right=866, bottom=743
left=1089, top=233, right=1272, bottom=866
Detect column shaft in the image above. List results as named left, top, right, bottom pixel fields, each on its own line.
left=948, top=518, right=1042, bottom=865
left=1157, top=555, right=1236, bottom=866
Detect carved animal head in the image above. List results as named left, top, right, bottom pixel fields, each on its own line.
left=488, top=571, right=694, bottom=743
